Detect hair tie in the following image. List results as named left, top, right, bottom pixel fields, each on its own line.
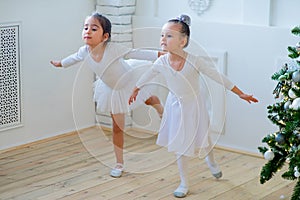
left=176, top=14, right=191, bottom=26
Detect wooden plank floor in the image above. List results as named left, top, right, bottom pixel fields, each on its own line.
left=0, top=126, right=295, bottom=200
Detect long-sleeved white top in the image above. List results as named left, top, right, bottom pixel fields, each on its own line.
left=61, top=43, right=158, bottom=90
left=136, top=53, right=235, bottom=97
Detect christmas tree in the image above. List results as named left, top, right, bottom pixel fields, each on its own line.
left=258, top=25, right=300, bottom=200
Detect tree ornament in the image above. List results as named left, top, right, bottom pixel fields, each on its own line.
left=294, top=171, right=300, bottom=178
left=294, top=166, right=300, bottom=178
left=284, top=101, right=291, bottom=110
left=294, top=166, right=299, bottom=172
left=291, top=145, right=298, bottom=152
left=293, top=130, right=300, bottom=140
left=292, top=70, right=300, bottom=82
left=290, top=98, right=300, bottom=110
left=275, top=133, right=285, bottom=145
left=264, top=149, right=275, bottom=160
left=288, top=89, right=298, bottom=99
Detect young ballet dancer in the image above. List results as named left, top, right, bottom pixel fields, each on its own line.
left=129, top=14, right=258, bottom=198
left=50, top=12, right=164, bottom=178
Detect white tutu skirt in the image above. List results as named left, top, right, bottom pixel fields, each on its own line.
left=93, top=78, right=151, bottom=114
left=156, top=92, right=210, bottom=157
left=93, top=60, right=157, bottom=114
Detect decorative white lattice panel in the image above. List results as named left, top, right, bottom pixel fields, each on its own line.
left=0, top=24, right=22, bottom=131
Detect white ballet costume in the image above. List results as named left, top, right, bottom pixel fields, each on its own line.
left=136, top=53, right=234, bottom=156
left=61, top=43, right=158, bottom=114
left=136, top=53, right=234, bottom=196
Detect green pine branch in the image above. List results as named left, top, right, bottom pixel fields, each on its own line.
left=260, top=154, right=286, bottom=184
left=258, top=146, right=268, bottom=154
left=288, top=46, right=299, bottom=59
left=291, top=179, right=300, bottom=200
left=291, top=26, right=300, bottom=36
left=282, top=170, right=296, bottom=181
left=271, top=65, right=288, bottom=80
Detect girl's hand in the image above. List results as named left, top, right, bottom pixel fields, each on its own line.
left=128, top=87, right=140, bottom=105
left=231, top=86, right=258, bottom=104
left=50, top=60, right=62, bottom=67
left=239, top=94, right=259, bottom=104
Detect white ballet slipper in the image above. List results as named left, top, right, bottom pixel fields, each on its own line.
left=205, top=157, right=222, bottom=179
left=173, top=185, right=189, bottom=198
left=110, top=163, right=124, bottom=178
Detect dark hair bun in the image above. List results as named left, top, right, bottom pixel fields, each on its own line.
left=176, top=14, right=191, bottom=26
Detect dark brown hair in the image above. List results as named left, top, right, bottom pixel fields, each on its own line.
left=168, top=14, right=191, bottom=47
left=90, top=12, right=112, bottom=42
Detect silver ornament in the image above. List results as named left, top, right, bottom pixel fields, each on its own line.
left=264, top=150, right=274, bottom=160
left=292, top=70, right=300, bottom=82
left=275, top=133, right=285, bottom=145
left=284, top=101, right=291, bottom=110
left=288, top=89, right=297, bottom=99
left=291, top=98, right=300, bottom=110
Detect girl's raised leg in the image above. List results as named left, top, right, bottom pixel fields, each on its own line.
left=145, top=95, right=164, bottom=118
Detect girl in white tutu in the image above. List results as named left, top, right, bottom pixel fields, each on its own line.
left=129, top=14, right=258, bottom=198
left=51, top=12, right=163, bottom=178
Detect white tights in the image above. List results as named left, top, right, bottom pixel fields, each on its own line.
left=176, top=140, right=217, bottom=189
left=204, top=138, right=217, bottom=166
left=176, top=154, right=189, bottom=189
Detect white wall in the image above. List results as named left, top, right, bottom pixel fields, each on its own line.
left=136, top=0, right=299, bottom=27
left=1, top=0, right=299, bottom=154
left=133, top=0, right=300, bottom=154
left=0, top=0, right=96, bottom=150
left=270, top=0, right=300, bottom=27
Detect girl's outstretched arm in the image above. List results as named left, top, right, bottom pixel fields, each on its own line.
left=51, top=46, right=88, bottom=68
left=231, top=86, right=259, bottom=104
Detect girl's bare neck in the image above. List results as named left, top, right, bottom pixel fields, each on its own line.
left=88, top=42, right=106, bottom=52
left=168, top=51, right=187, bottom=71
left=89, top=43, right=107, bottom=63
left=168, top=50, right=186, bottom=61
